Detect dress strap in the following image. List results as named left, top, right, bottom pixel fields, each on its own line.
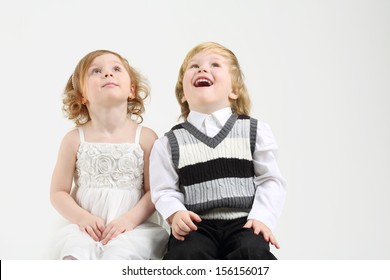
left=77, top=127, right=85, bottom=143
left=134, top=125, right=142, bottom=144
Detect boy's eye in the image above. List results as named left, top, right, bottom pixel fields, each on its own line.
left=189, top=64, right=199, bottom=69
left=211, top=63, right=220, bottom=67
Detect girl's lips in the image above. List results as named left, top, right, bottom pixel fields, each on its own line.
left=102, top=82, right=118, bottom=87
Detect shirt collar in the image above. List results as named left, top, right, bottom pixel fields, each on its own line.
left=187, top=107, right=233, bottom=129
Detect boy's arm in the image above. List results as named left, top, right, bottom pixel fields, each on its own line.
left=149, top=136, right=187, bottom=220
left=248, top=122, right=287, bottom=232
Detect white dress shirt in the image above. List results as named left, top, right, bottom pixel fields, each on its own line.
left=150, top=107, right=287, bottom=231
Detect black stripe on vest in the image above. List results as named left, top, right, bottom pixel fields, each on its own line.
left=178, top=158, right=254, bottom=186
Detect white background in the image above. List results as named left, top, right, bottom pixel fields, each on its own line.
left=0, top=0, right=389, bottom=260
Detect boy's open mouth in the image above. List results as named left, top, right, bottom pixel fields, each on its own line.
left=194, top=78, right=213, bottom=87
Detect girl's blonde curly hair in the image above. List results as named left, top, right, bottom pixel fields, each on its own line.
left=175, top=42, right=251, bottom=120
left=63, top=50, right=150, bottom=126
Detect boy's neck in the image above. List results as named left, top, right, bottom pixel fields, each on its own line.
left=190, top=107, right=232, bottom=116
left=187, top=107, right=233, bottom=131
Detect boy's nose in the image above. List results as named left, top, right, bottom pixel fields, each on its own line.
left=104, top=73, right=113, bottom=78
left=198, top=67, right=208, bottom=73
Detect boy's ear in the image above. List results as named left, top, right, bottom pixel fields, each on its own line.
left=229, top=91, right=238, bottom=100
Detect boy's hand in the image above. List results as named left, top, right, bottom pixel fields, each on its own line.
left=244, top=219, right=280, bottom=249
left=168, top=210, right=202, bottom=241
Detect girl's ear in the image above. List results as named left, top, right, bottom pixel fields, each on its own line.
left=129, top=84, right=135, bottom=99
left=181, top=95, right=186, bottom=103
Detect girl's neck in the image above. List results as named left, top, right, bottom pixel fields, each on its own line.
left=88, top=105, right=128, bottom=128
left=83, top=117, right=135, bottom=143
left=87, top=106, right=131, bottom=134
left=89, top=117, right=129, bottom=134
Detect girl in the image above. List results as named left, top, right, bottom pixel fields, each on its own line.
left=50, top=50, right=168, bottom=260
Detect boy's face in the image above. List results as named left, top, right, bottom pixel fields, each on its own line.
left=182, top=51, right=238, bottom=114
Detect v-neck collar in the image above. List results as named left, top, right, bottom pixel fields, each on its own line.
left=181, top=114, right=238, bottom=148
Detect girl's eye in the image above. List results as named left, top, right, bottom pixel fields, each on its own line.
left=91, top=68, right=101, bottom=74
left=211, top=63, right=220, bottom=67
left=114, top=66, right=122, bottom=72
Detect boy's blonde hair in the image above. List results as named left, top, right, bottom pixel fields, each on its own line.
left=63, top=50, right=150, bottom=126
left=175, top=42, right=251, bottom=120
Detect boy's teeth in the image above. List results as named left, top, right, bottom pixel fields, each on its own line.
left=195, top=79, right=213, bottom=87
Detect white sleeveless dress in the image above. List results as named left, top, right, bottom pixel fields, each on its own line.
left=53, top=126, right=168, bottom=260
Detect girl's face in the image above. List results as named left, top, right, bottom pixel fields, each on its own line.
left=182, top=51, right=238, bottom=114
left=84, top=53, right=133, bottom=106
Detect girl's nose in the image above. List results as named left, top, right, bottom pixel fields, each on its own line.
left=104, top=73, right=113, bottom=78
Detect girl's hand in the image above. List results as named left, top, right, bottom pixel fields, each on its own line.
left=243, top=219, right=280, bottom=249
left=100, top=217, right=136, bottom=245
left=169, top=210, right=202, bottom=241
left=78, top=213, right=106, bottom=242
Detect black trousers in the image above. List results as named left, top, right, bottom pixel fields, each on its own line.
left=163, top=217, right=277, bottom=260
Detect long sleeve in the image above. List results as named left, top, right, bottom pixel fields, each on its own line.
left=149, top=136, right=187, bottom=220
left=247, top=121, right=287, bottom=231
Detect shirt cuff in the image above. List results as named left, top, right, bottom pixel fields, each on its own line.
left=247, top=209, right=276, bottom=232
left=155, top=198, right=187, bottom=221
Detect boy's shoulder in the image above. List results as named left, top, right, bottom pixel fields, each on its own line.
left=237, top=114, right=252, bottom=120
left=171, top=123, right=184, bottom=131
left=236, top=114, right=258, bottom=128
left=165, top=122, right=186, bottom=133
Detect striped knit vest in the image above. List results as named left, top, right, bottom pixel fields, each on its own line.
left=165, top=114, right=258, bottom=215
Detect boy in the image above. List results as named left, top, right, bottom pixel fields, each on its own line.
left=150, top=42, right=286, bottom=259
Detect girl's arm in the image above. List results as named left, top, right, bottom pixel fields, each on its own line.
left=50, top=129, right=105, bottom=241
left=100, top=126, right=158, bottom=245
